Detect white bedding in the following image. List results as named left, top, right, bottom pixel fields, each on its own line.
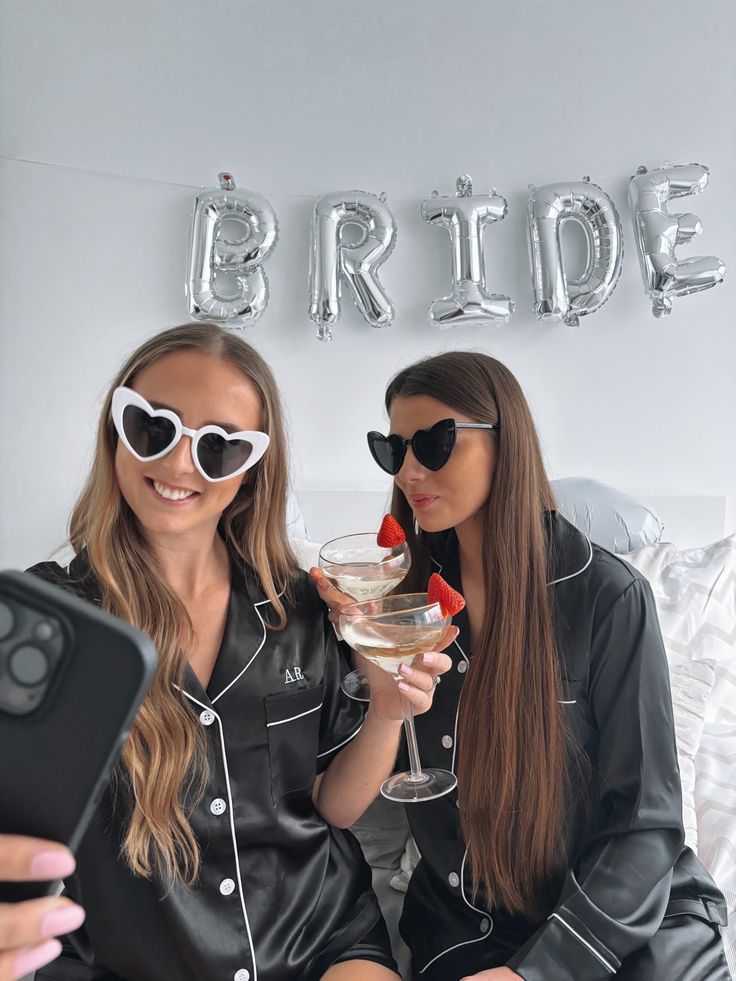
left=621, top=535, right=736, bottom=975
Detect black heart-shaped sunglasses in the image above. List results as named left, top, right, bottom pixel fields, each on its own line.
left=367, top=418, right=498, bottom=475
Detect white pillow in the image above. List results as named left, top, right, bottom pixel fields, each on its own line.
left=695, top=721, right=736, bottom=975
left=286, top=489, right=310, bottom=541
left=624, top=535, right=736, bottom=723
left=291, top=537, right=321, bottom=573
left=667, top=658, right=716, bottom=852
left=625, top=535, right=736, bottom=951
left=552, top=477, right=663, bottom=553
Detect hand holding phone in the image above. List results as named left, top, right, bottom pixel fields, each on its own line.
left=0, top=834, right=84, bottom=980
left=0, top=570, right=157, bottom=908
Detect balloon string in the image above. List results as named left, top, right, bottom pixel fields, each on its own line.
left=1, top=152, right=734, bottom=203
left=0, top=153, right=313, bottom=198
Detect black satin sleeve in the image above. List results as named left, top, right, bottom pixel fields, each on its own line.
left=315, top=613, right=365, bottom=773
left=508, top=578, right=685, bottom=981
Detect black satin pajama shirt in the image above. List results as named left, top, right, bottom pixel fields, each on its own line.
left=399, top=512, right=729, bottom=981
left=29, top=557, right=395, bottom=981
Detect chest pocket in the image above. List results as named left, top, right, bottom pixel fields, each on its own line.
left=265, top=683, right=325, bottom=804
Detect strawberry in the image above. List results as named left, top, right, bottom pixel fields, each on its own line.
left=427, top=573, right=466, bottom=617
left=377, top=514, right=406, bottom=548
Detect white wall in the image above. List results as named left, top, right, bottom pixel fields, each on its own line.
left=1, top=0, right=734, bottom=568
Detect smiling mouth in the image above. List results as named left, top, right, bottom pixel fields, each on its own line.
left=145, top=477, right=199, bottom=503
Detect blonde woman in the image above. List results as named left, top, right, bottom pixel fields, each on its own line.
left=27, top=323, right=452, bottom=981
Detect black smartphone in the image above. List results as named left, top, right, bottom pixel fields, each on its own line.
left=0, top=569, right=157, bottom=901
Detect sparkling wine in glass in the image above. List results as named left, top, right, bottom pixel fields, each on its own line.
left=339, top=594, right=457, bottom=802
left=319, top=534, right=410, bottom=701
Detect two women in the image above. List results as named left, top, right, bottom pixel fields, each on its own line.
left=11, top=326, right=729, bottom=980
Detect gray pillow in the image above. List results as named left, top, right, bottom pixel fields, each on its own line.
left=551, top=477, right=664, bottom=553
left=286, top=489, right=310, bottom=540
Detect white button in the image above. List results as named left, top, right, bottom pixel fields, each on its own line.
left=457, top=661, right=468, bottom=673
left=210, top=798, right=227, bottom=815
left=220, top=878, right=235, bottom=896
left=480, top=917, right=490, bottom=933
left=234, top=971, right=250, bottom=981
left=448, top=872, right=460, bottom=887
left=199, top=710, right=215, bottom=726
left=441, top=734, right=453, bottom=749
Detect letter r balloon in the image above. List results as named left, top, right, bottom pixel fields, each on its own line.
left=308, top=190, right=397, bottom=343
left=421, top=174, right=515, bottom=329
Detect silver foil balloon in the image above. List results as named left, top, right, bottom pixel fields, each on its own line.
left=628, top=164, right=726, bottom=318
left=186, top=173, right=278, bottom=329
left=308, top=190, right=396, bottom=342
left=421, top=174, right=514, bottom=329
left=527, top=179, right=623, bottom=326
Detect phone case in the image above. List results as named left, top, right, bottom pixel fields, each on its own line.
left=0, top=569, right=157, bottom=901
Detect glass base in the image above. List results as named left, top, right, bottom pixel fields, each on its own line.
left=381, top=768, right=457, bottom=803
left=341, top=669, right=371, bottom=702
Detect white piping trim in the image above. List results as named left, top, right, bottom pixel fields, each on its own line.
left=460, top=847, right=489, bottom=917
left=316, top=720, right=363, bottom=759
left=266, top=703, right=322, bottom=727
left=210, top=587, right=286, bottom=704
left=176, top=689, right=258, bottom=980
left=558, top=699, right=577, bottom=705
left=548, top=536, right=593, bottom=586
left=254, top=588, right=286, bottom=608
left=418, top=849, right=492, bottom=974
left=548, top=913, right=616, bottom=973
left=450, top=636, right=469, bottom=774
left=418, top=930, right=491, bottom=974
left=211, top=601, right=268, bottom=704
left=431, top=532, right=593, bottom=587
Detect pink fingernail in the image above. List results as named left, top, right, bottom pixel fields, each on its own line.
left=41, top=904, right=86, bottom=938
left=421, top=653, right=436, bottom=665
left=399, top=663, right=411, bottom=677
left=15, top=939, right=62, bottom=976
left=30, top=850, right=76, bottom=879
left=398, top=681, right=411, bottom=693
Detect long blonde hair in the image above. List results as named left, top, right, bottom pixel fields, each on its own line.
left=68, top=323, right=299, bottom=886
left=385, top=352, right=575, bottom=921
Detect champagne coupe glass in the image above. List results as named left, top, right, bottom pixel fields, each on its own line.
left=339, top=594, right=457, bottom=802
left=319, top=534, right=410, bottom=701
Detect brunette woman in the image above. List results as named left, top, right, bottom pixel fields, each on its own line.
left=316, top=351, right=729, bottom=981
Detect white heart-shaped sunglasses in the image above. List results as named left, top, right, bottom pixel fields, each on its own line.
left=111, top=386, right=270, bottom=483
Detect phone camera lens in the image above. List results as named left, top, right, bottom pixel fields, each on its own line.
left=8, top=645, right=49, bottom=686
left=34, top=621, right=55, bottom=641
left=0, top=601, right=14, bottom=640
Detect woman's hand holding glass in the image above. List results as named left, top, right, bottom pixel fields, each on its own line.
left=317, top=533, right=412, bottom=700
left=310, top=570, right=456, bottom=721
left=0, top=835, right=85, bottom=981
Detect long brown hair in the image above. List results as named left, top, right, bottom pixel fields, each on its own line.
left=68, top=323, right=299, bottom=886
left=385, top=351, right=572, bottom=921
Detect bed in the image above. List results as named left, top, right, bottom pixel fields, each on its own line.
left=288, top=481, right=736, bottom=978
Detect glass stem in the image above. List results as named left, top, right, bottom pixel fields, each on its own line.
left=400, top=690, right=426, bottom=783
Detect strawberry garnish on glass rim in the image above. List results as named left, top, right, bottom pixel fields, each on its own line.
left=427, top=573, right=466, bottom=617
left=376, top=514, right=406, bottom=548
